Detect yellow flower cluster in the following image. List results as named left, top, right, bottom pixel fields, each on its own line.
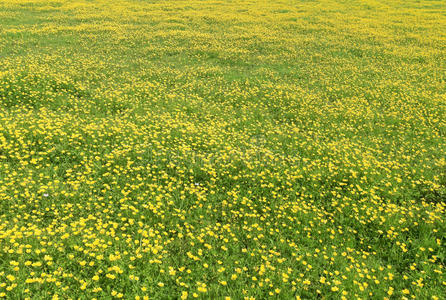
left=0, top=0, right=444, bottom=299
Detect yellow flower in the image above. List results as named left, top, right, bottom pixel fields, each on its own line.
left=180, top=291, right=188, bottom=300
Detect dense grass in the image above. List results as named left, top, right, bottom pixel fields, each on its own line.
left=0, top=0, right=445, bottom=299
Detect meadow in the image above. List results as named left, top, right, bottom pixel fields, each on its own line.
left=0, top=0, right=445, bottom=299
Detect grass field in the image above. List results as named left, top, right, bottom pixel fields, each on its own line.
left=0, top=0, right=445, bottom=299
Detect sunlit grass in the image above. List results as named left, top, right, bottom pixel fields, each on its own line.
left=0, top=0, right=445, bottom=299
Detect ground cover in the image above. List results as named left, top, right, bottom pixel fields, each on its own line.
left=0, top=0, right=445, bottom=299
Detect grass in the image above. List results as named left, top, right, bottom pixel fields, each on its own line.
left=0, top=0, right=445, bottom=299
